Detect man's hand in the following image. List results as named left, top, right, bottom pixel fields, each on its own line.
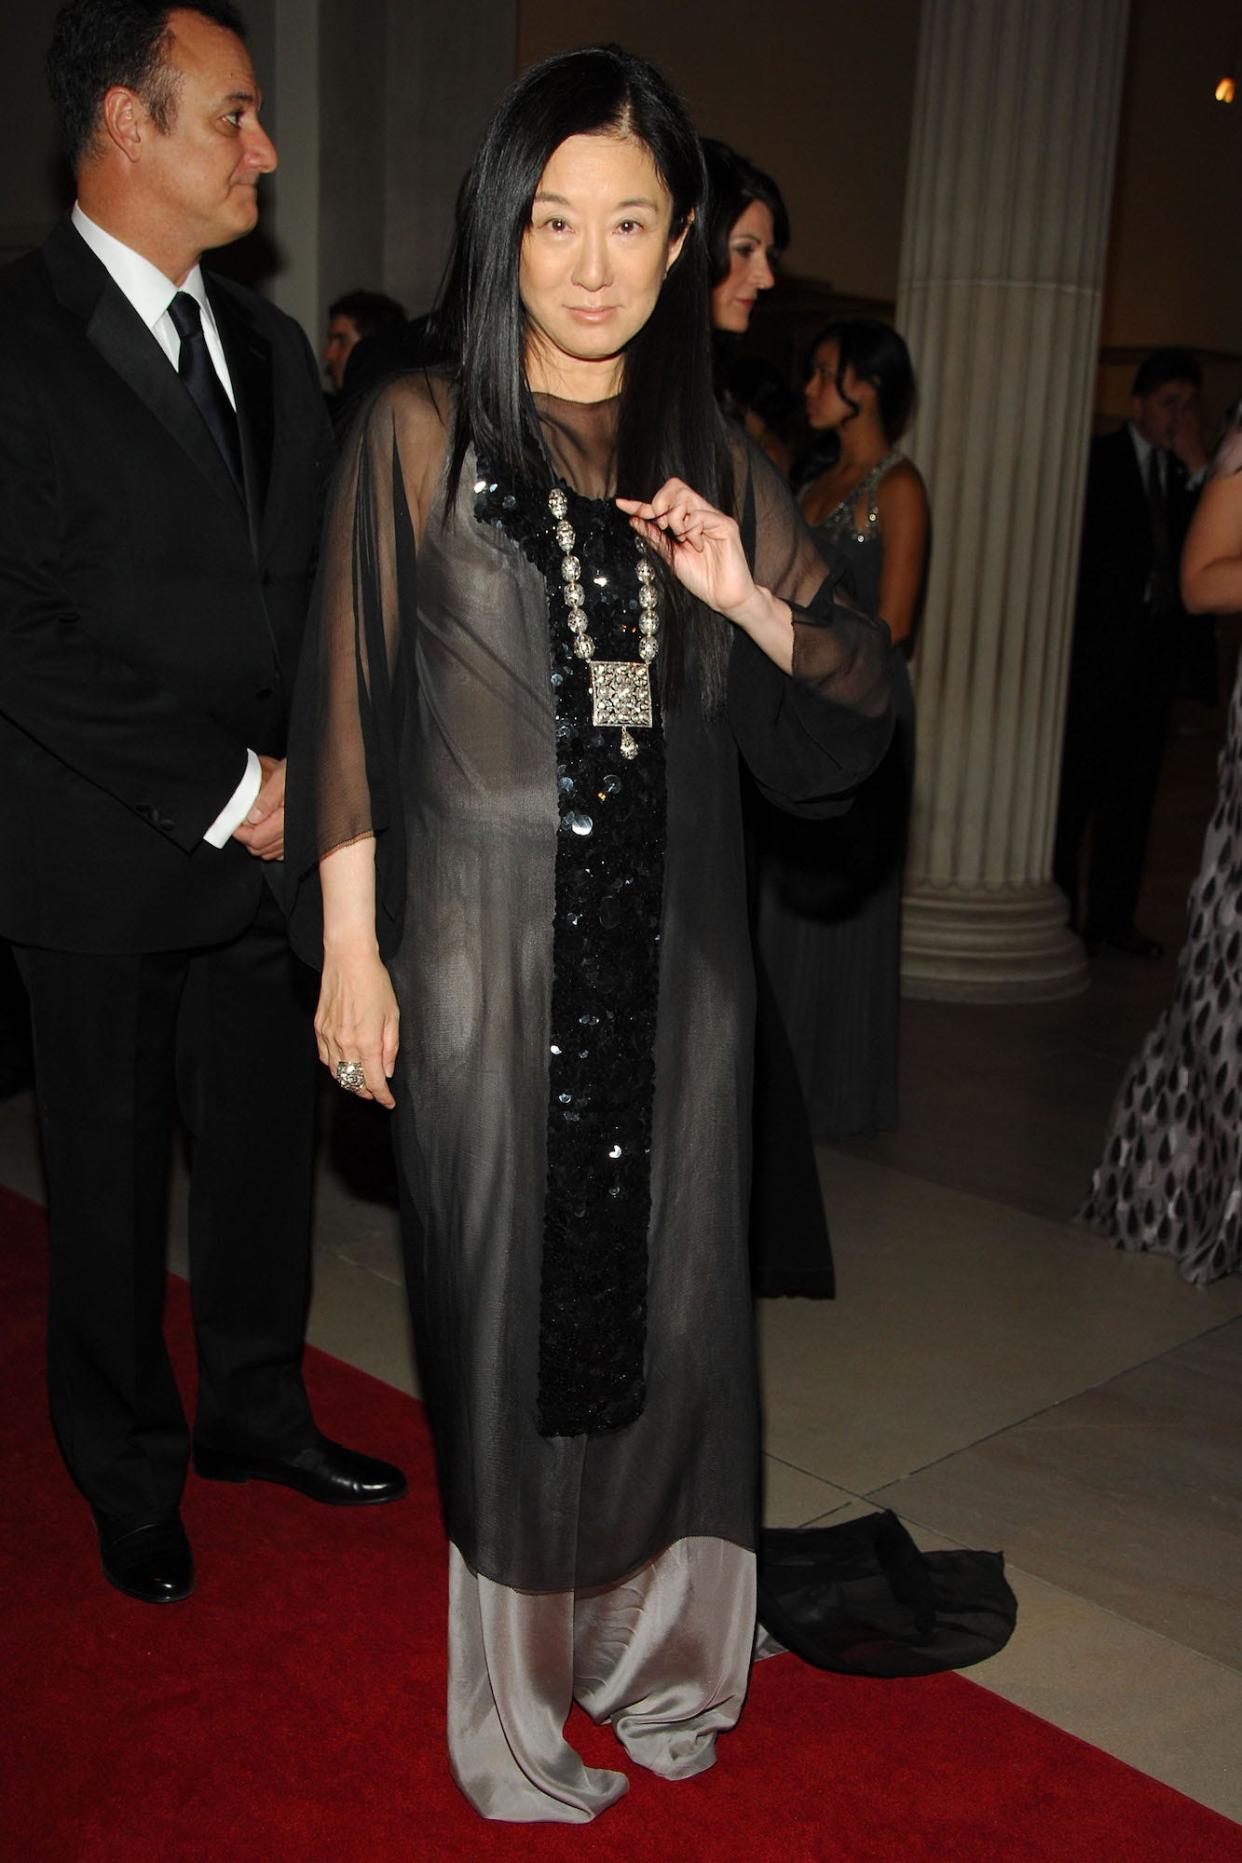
left=232, top=753, right=285, bottom=861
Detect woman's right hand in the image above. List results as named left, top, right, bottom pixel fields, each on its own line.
left=315, top=945, right=400, bottom=1110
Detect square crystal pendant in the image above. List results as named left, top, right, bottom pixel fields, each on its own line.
left=589, top=661, right=653, bottom=730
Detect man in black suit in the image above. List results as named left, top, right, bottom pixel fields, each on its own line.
left=0, top=0, right=405, bottom=1605
left=1054, top=348, right=1208, bottom=957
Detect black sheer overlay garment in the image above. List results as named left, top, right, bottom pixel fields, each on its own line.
left=286, top=373, right=892, bottom=1593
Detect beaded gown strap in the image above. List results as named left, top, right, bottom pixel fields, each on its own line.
left=824, top=450, right=903, bottom=537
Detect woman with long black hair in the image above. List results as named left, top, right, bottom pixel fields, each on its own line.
left=700, top=136, right=838, bottom=1298
left=701, top=137, right=788, bottom=339
left=288, top=47, right=891, bottom=1823
left=701, top=138, right=796, bottom=474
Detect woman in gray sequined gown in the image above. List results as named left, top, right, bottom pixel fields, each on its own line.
left=287, top=54, right=892, bottom=1823
left=1080, top=412, right=1242, bottom=1282
left=757, top=322, right=926, bottom=1139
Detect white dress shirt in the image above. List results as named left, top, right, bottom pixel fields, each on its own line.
left=72, top=202, right=237, bottom=406
left=71, top=204, right=261, bottom=846
left=1128, top=419, right=1161, bottom=492
left=1129, top=419, right=1207, bottom=496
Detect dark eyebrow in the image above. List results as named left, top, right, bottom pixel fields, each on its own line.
left=221, top=88, right=259, bottom=107
left=532, top=192, right=660, bottom=211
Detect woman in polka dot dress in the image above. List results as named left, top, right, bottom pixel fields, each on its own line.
left=1081, top=407, right=1242, bottom=1283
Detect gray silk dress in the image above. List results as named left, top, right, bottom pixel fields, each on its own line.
left=287, top=374, right=893, bottom=1820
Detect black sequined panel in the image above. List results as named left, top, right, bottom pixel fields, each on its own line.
left=475, top=466, right=667, bottom=1436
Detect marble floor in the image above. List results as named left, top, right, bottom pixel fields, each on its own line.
left=2, top=667, right=1241, bottom=1829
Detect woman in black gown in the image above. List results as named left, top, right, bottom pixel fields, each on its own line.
left=702, top=137, right=837, bottom=1297
left=759, top=321, right=926, bottom=1138
left=289, top=49, right=892, bottom=1823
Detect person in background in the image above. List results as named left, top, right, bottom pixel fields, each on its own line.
left=0, top=0, right=405, bottom=1608
left=702, top=136, right=833, bottom=1297
left=1053, top=348, right=1208, bottom=958
left=1079, top=405, right=1242, bottom=1283
left=702, top=136, right=787, bottom=355
left=322, top=286, right=405, bottom=393
left=722, top=353, right=799, bottom=480
left=758, top=319, right=927, bottom=1139
left=799, top=321, right=928, bottom=655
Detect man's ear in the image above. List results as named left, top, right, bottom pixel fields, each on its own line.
left=99, top=86, right=146, bottom=164
left=666, top=207, right=694, bottom=274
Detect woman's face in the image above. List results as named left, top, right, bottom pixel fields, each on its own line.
left=804, top=340, right=855, bottom=432
left=710, top=200, right=777, bottom=333
left=520, top=132, right=689, bottom=394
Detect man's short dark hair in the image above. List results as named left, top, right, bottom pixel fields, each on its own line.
left=47, top=0, right=248, bottom=170
left=328, top=291, right=408, bottom=340
left=1131, top=348, right=1202, bottom=399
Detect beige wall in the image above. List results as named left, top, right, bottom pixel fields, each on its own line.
left=521, top=0, right=1242, bottom=404
left=1103, top=0, right=1242, bottom=356
left=5, top=0, right=1239, bottom=392
left=1, top=2, right=75, bottom=260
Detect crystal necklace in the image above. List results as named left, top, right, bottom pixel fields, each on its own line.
left=548, top=485, right=659, bottom=761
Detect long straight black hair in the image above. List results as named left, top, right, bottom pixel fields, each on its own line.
left=438, top=45, right=732, bottom=707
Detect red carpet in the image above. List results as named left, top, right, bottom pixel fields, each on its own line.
left=1, top=1183, right=1239, bottom=1862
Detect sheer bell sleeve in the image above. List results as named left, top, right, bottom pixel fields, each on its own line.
left=285, top=374, right=447, bottom=963
left=727, top=435, right=895, bottom=816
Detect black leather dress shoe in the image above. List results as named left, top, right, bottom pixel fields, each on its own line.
left=97, top=1513, right=194, bottom=1604
left=1084, top=926, right=1164, bottom=960
left=192, top=1432, right=407, bottom=1506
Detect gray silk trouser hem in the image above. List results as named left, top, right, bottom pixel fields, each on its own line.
left=447, top=1537, right=757, bottom=1823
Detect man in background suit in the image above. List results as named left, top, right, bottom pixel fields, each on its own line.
left=0, top=0, right=404, bottom=1605
left=321, top=288, right=406, bottom=395
left=1054, top=348, right=1208, bottom=957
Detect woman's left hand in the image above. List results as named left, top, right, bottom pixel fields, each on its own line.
left=617, top=479, right=756, bottom=617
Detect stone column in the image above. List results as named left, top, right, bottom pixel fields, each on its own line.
left=264, top=0, right=518, bottom=347
left=383, top=0, right=519, bottom=318
left=896, top=0, right=1131, bottom=1001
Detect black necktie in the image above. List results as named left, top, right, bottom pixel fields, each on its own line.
left=168, top=291, right=244, bottom=496
left=1145, top=446, right=1175, bottom=615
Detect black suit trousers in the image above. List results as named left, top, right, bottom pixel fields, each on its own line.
left=15, top=890, right=318, bottom=1527
left=1054, top=609, right=1177, bottom=936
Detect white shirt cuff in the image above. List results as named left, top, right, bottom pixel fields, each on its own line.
left=203, top=749, right=262, bottom=847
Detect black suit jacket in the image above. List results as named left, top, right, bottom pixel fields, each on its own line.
left=0, top=221, right=334, bottom=952
left=1074, top=424, right=1196, bottom=635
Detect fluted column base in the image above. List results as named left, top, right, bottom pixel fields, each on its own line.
left=901, top=878, right=1088, bottom=1002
